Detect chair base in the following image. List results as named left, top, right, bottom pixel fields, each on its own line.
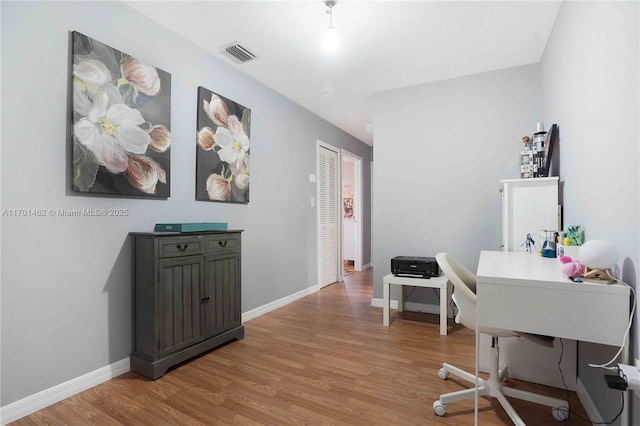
left=433, top=340, right=569, bottom=425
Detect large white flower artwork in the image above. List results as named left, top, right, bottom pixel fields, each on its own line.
left=71, top=31, right=171, bottom=197
left=196, top=86, right=251, bottom=203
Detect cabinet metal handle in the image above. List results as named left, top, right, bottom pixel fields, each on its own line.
left=218, top=240, right=227, bottom=247
left=202, top=296, right=210, bottom=303
left=176, top=243, right=188, bottom=251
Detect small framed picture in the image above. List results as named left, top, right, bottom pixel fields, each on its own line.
left=520, top=151, right=532, bottom=165
left=343, top=198, right=353, bottom=218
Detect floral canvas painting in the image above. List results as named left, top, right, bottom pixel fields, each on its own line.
left=196, top=86, right=250, bottom=203
left=71, top=31, right=171, bottom=197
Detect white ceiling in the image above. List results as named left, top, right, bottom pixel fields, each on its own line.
left=123, top=1, right=562, bottom=145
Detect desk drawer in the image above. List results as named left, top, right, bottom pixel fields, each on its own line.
left=158, top=237, right=203, bottom=258
left=206, top=234, right=239, bottom=253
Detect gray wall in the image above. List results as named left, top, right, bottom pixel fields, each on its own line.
left=540, top=1, right=639, bottom=424
left=0, top=1, right=371, bottom=406
left=372, top=64, right=542, bottom=300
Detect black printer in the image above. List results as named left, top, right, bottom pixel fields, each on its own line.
left=391, top=256, right=440, bottom=278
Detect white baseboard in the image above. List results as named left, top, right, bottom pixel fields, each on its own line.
left=0, top=358, right=130, bottom=425
left=371, top=297, right=398, bottom=309
left=576, top=377, right=604, bottom=424
left=242, top=283, right=322, bottom=323
left=370, top=298, right=453, bottom=317
left=361, top=263, right=372, bottom=270
left=2, top=284, right=323, bottom=424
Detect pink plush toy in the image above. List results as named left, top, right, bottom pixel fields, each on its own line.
left=560, top=256, right=584, bottom=279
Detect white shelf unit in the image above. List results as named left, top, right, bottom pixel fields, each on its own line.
left=501, top=177, right=559, bottom=252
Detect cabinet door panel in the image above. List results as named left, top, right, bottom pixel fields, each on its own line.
left=204, top=253, right=241, bottom=338
left=158, top=257, right=205, bottom=356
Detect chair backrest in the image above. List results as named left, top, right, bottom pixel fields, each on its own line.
left=436, top=252, right=477, bottom=331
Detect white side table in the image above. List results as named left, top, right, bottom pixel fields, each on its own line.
left=382, top=273, right=452, bottom=335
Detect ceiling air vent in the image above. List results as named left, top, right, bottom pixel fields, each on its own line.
left=219, top=42, right=257, bottom=64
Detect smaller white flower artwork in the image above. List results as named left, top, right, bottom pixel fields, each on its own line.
left=71, top=31, right=171, bottom=198
left=196, top=86, right=251, bottom=203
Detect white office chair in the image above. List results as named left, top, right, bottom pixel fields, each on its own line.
left=432, top=252, right=569, bottom=425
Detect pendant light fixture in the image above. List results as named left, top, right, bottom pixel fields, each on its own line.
left=322, top=0, right=340, bottom=53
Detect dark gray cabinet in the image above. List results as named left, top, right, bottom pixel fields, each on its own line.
left=130, top=230, right=244, bottom=379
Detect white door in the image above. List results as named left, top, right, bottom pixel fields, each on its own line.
left=318, top=143, right=339, bottom=287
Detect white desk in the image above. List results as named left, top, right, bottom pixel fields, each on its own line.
left=382, top=273, right=451, bottom=335
left=476, top=251, right=630, bottom=425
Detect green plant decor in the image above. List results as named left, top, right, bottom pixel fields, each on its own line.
left=565, top=225, right=584, bottom=246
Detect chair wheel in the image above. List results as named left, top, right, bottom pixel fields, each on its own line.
left=437, top=368, right=448, bottom=380
left=433, top=400, right=447, bottom=416
left=551, top=406, right=569, bottom=421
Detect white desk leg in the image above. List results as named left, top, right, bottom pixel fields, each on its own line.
left=446, top=281, right=454, bottom=318
left=622, top=341, right=629, bottom=426
left=475, top=320, right=479, bottom=426
left=383, top=280, right=390, bottom=326
left=439, top=284, right=447, bottom=335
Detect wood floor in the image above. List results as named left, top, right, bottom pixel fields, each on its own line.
left=13, top=269, right=593, bottom=425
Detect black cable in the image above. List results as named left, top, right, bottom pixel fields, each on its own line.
left=557, top=338, right=624, bottom=424
left=558, top=338, right=569, bottom=389
left=405, top=287, right=416, bottom=299
left=431, top=288, right=439, bottom=300
left=430, top=288, right=457, bottom=314
left=567, top=391, right=624, bottom=425
left=428, top=287, right=457, bottom=314
left=404, top=287, right=440, bottom=304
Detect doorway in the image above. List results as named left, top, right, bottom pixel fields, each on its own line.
left=317, top=141, right=364, bottom=288
left=341, top=150, right=363, bottom=275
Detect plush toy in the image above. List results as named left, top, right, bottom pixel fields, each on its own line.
left=560, top=256, right=584, bottom=280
